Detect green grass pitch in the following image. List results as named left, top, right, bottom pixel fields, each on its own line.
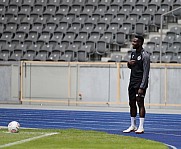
left=0, top=128, right=168, bottom=149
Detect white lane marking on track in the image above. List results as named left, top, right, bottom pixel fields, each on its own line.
left=146, top=132, right=181, bottom=137
left=0, top=132, right=58, bottom=148
left=164, top=143, right=177, bottom=149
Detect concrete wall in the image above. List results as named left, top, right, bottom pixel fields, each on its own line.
left=0, top=61, right=181, bottom=109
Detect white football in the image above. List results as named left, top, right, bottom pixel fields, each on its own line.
left=8, top=121, right=20, bottom=133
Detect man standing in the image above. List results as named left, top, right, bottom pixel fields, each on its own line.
left=123, top=35, right=150, bottom=134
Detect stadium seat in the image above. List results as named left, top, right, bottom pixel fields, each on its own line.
left=105, top=23, right=119, bottom=38
left=55, top=22, right=69, bottom=34
left=43, top=23, right=57, bottom=34
left=60, top=16, right=74, bottom=25
left=6, top=6, right=19, bottom=18
left=21, top=49, right=37, bottom=61
left=33, top=16, right=47, bottom=25
left=93, top=4, right=107, bottom=16
left=152, top=8, right=169, bottom=30
left=22, top=0, right=35, bottom=6
left=0, top=0, right=9, bottom=7
left=111, top=0, right=124, bottom=6
left=26, top=43, right=41, bottom=53
left=85, top=16, right=99, bottom=24
left=8, top=43, right=27, bottom=61
left=0, top=24, right=4, bottom=34
left=25, top=31, right=39, bottom=44
left=82, top=4, right=95, bottom=16
left=31, top=5, right=44, bottom=17
left=31, top=23, right=44, bottom=33
left=163, top=34, right=175, bottom=45
left=56, top=5, right=70, bottom=17
left=34, top=44, right=53, bottom=61
left=167, top=43, right=181, bottom=55
left=118, top=6, right=132, bottom=16
left=73, top=16, right=86, bottom=25
left=162, top=0, right=174, bottom=9
left=0, top=5, right=6, bottom=17
left=74, top=32, right=89, bottom=43
left=47, top=0, right=61, bottom=6
left=49, top=31, right=64, bottom=45
left=77, top=45, right=91, bottom=62
left=98, top=15, right=112, bottom=24
left=53, top=44, right=66, bottom=55
left=172, top=0, right=181, bottom=19
left=144, top=4, right=158, bottom=15
left=150, top=53, right=160, bottom=63
left=18, top=5, right=31, bottom=17
left=85, top=0, right=98, bottom=7
left=21, top=16, right=34, bottom=25
left=169, top=26, right=181, bottom=35
left=100, top=33, right=113, bottom=46
left=64, top=44, right=79, bottom=61
left=108, top=54, right=122, bottom=62
left=92, top=22, right=108, bottom=34
left=138, top=14, right=152, bottom=25
left=60, top=0, right=73, bottom=6
left=170, top=55, right=181, bottom=63
left=96, top=40, right=109, bottom=56
left=47, top=50, right=61, bottom=61
left=67, top=22, right=81, bottom=34
left=47, top=16, right=61, bottom=24
left=43, top=5, right=57, bottom=19
left=135, top=22, right=149, bottom=35
left=1, top=43, right=15, bottom=52
left=69, top=5, right=82, bottom=17
left=99, top=0, right=112, bottom=6
left=114, top=31, right=128, bottom=49
left=61, top=32, right=76, bottom=47
left=161, top=53, right=173, bottom=63
left=131, top=6, right=145, bottom=16
left=0, top=43, right=15, bottom=61
left=37, top=32, right=51, bottom=45
left=107, top=5, right=120, bottom=16
left=59, top=53, right=72, bottom=61
left=16, top=23, right=31, bottom=34
left=4, top=23, right=18, bottom=33
left=136, top=0, right=150, bottom=7
left=144, top=43, right=155, bottom=54
left=0, top=31, right=14, bottom=43
left=35, top=0, right=48, bottom=6
left=73, top=0, right=86, bottom=6
left=81, top=22, right=95, bottom=34
left=11, top=32, right=26, bottom=44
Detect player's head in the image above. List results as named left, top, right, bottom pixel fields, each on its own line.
left=132, top=35, right=144, bottom=49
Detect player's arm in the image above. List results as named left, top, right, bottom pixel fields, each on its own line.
left=127, top=53, right=136, bottom=69
left=140, top=53, right=150, bottom=90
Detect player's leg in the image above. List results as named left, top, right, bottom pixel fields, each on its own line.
left=135, top=90, right=146, bottom=134
left=123, top=87, right=137, bottom=133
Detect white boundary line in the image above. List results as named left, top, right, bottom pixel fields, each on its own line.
left=164, top=143, right=177, bottom=149
left=0, top=132, right=58, bottom=148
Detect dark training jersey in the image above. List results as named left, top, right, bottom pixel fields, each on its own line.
left=128, top=49, right=150, bottom=89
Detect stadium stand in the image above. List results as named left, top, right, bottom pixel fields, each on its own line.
left=0, top=0, right=180, bottom=62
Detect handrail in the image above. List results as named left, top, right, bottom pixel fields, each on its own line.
left=160, top=6, right=181, bottom=63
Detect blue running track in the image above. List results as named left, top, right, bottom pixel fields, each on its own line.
left=0, top=108, right=180, bottom=148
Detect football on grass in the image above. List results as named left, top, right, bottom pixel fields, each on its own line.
left=8, top=121, right=20, bottom=133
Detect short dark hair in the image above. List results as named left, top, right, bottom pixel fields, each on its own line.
left=135, top=35, right=144, bottom=44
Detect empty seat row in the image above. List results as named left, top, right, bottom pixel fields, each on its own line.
left=0, top=43, right=95, bottom=62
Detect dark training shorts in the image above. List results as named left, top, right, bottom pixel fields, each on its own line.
left=128, top=85, right=146, bottom=101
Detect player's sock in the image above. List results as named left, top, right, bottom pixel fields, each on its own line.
left=138, top=117, right=144, bottom=129
left=131, top=117, right=136, bottom=127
